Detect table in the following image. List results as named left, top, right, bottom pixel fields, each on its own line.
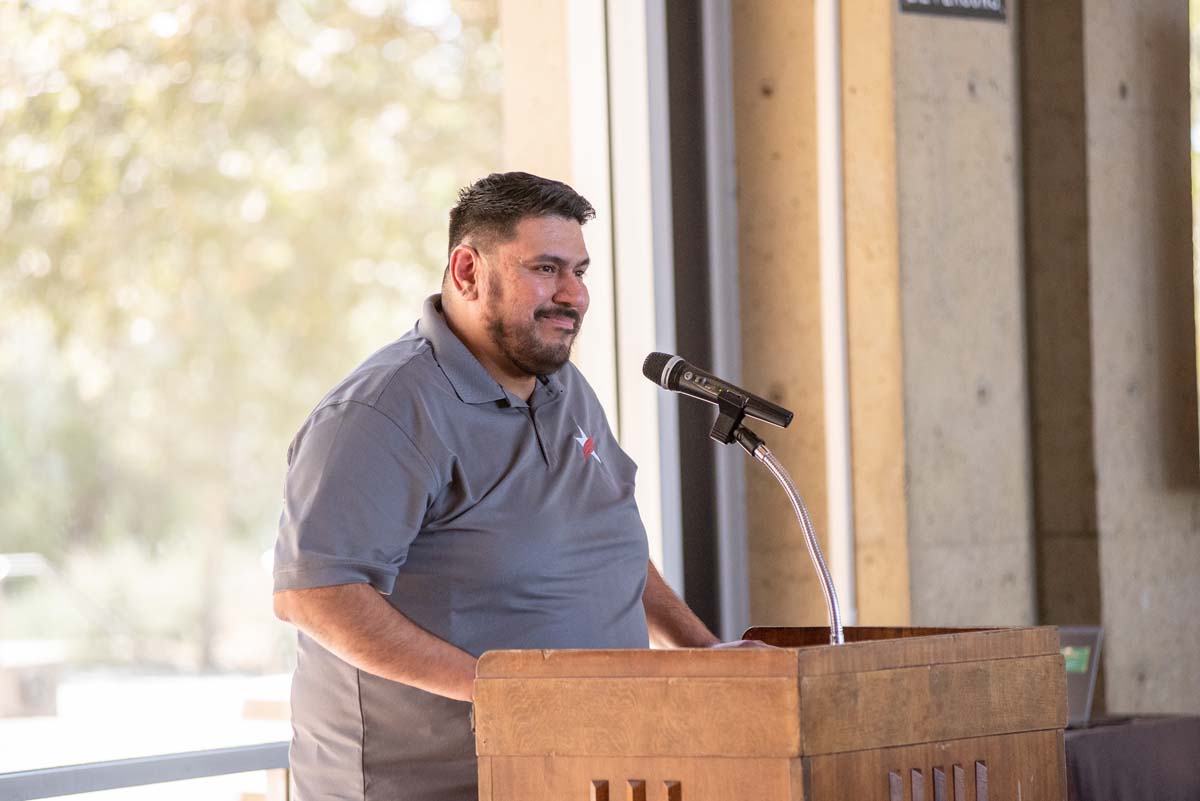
left=1065, top=716, right=1200, bottom=801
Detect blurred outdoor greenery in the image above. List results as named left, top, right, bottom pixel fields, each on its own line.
left=0, top=0, right=500, bottom=676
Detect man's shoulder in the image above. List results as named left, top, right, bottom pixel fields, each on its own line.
left=317, top=330, right=450, bottom=416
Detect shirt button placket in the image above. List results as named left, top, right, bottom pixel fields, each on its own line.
left=527, top=408, right=551, bottom=467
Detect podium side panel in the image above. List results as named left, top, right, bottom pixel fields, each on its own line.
left=804, top=730, right=1065, bottom=801
left=800, top=655, right=1067, bottom=753
left=486, top=756, right=799, bottom=801
left=478, top=755, right=493, bottom=801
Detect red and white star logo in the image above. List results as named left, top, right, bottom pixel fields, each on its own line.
left=574, top=425, right=602, bottom=464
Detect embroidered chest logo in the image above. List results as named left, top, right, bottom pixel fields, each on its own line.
left=573, top=425, right=603, bottom=464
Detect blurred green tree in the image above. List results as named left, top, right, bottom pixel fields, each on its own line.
left=0, top=0, right=500, bottom=671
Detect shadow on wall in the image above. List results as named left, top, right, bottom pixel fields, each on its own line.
left=1149, top=11, right=1200, bottom=491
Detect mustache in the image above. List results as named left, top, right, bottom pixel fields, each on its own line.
left=535, top=306, right=581, bottom=327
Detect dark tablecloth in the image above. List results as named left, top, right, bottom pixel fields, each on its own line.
left=1065, top=716, right=1200, bottom=801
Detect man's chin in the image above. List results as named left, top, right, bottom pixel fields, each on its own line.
left=512, top=345, right=573, bottom=377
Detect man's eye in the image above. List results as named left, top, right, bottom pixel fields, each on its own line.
left=575, top=270, right=587, bottom=279
left=538, top=264, right=555, bottom=273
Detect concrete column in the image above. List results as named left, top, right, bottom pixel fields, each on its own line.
left=891, top=4, right=1036, bottom=625
left=1083, top=0, right=1200, bottom=713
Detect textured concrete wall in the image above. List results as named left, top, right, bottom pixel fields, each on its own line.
left=892, top=7, right=1036, bottom=625
left=732, top=3, right=829, bottom=626
left=1083, top=0, right=1200, bottom=713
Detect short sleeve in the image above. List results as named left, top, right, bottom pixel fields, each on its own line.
left=273, top=400, right=440, bottom=595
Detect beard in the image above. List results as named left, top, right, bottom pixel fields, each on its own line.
left=484, top=273, right=580, bottom=377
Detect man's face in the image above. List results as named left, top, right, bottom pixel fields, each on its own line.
left=477, top=215, right=590, bottom=377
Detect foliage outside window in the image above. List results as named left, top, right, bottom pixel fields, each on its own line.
left=0, top=0, right=499, bottom=774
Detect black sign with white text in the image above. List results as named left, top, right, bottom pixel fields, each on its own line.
left=899, top=0, right=1006, bottom=22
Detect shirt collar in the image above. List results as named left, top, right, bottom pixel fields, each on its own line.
left=418, top=294, right=565, bottom=407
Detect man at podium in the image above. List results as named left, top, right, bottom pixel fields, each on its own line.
left=271, top=172, right=721, bottom=801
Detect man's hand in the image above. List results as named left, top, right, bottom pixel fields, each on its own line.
left=707, top=639, right=780, bottom=650
left=274, top=583, right=477, bottom=702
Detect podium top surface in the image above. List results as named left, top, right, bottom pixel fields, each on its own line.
left=476, top=625, right=1061, bottom=679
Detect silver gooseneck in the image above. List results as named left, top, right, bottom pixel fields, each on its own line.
left=750, top=442, right=844, bottom=646
left=640, top=351, right=843, bottom=645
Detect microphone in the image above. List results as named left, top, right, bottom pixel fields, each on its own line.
left=642, top=352, right=793, bottom=429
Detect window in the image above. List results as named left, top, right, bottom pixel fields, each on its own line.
left=0, top=0, right=500, bottom=778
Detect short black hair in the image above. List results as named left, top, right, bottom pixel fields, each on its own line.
left=447, top=172, right=595, bottom=257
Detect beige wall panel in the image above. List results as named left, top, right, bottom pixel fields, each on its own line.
left=841, top=0, right=911, bottom=625
left=732, top=3, right=827, bottom=625
left=1082, top=0, right=1200, bottom=712
left=499, top=0, right=571, bottom=178
left=892, top=8, right=1035, bottom=625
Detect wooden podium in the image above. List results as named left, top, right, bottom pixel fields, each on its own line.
left=473, top=626, right=1068, bottom=800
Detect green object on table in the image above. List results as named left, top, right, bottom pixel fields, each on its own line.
left=1063, top=645, right=1092, bottom=674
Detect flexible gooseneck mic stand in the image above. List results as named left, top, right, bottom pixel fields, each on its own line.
left=709, top=389, right=845, bottom=646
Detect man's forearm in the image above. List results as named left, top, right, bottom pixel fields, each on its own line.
left=274, top=583, right=477, bottom=702
left=642, top=561, right=721, bottom=648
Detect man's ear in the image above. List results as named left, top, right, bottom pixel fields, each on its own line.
left=447, top=244, right=481, bottom=301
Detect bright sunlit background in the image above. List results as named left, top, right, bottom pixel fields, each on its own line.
left=0, top=0, right=500, bottom=789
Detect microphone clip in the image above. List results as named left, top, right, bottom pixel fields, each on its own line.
left=710, top=389, right=768, bottom=457
left=709, top=388, right=749, bottom=445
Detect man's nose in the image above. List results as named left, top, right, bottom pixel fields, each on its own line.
left=554, top=271, right=588, bottom=309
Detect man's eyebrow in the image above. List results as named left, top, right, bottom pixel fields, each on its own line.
left=525, top=254, right=591, bottom=268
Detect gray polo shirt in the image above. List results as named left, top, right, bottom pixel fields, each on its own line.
left=274, top=295, right=650, bottom=801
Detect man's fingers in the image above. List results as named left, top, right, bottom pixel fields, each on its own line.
left=708, top=638, right=780, bottom=650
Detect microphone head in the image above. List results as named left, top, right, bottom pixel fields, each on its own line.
left=642, top=352, right=678, bottom=389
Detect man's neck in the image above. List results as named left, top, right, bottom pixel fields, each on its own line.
left=441, top=301, right=537, bottom=401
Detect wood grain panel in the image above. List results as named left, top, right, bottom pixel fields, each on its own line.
left=804, top=730, right=1065, bottom=801
left=485, top=756, right=797, bottom=801
left=478, top=755, right=493, bottom=801
left=475, top=676, right=800, bottom=757
left=800, top=655, right=1067, bottom=754
left=476, top=648, right=799, bottom=679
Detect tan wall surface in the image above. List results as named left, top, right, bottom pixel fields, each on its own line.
left=841, top=2, right=911, bottom=626
left=499, top=0, right=571, bottom=178
left=892, top=6, right=1036, bottom=625
left=1083, top=0, right=1200, bottom=712
left=732, top=2, right=828, bottom=626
